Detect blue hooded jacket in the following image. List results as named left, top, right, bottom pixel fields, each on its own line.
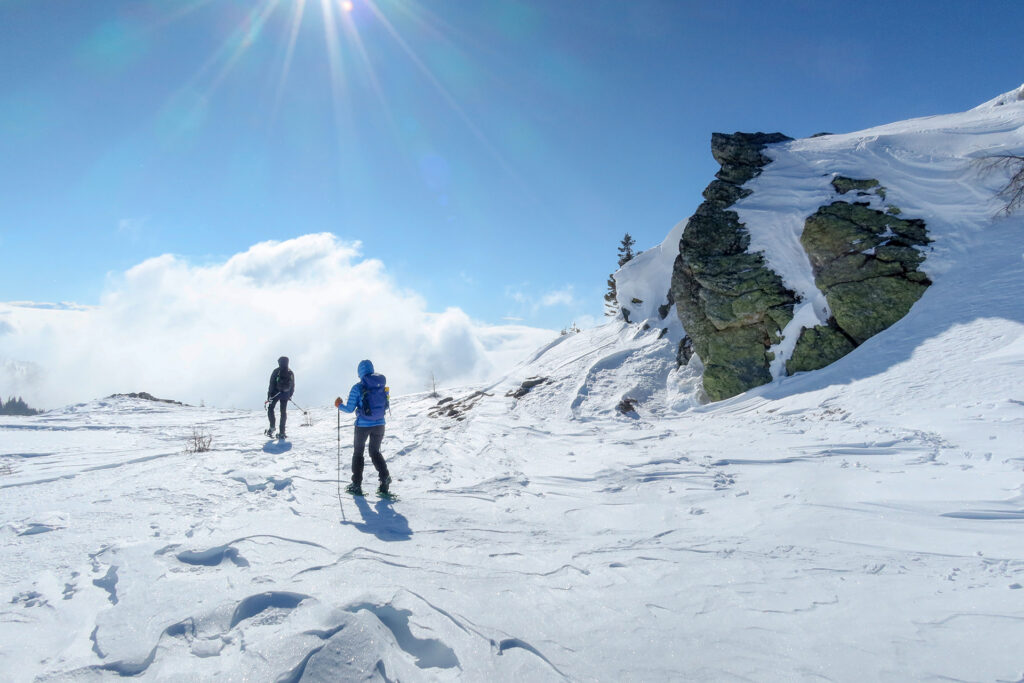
left=337, top=359, right=386, bottom=427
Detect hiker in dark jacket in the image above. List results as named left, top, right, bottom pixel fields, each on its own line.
left=335, top=359, right=391, bottom=495
left=266, top=356, right=294, bottom=438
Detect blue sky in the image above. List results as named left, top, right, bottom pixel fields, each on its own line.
left=2, top=0, right=1024, bottom=330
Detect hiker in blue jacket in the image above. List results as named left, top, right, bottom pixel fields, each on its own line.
left=335, top=359, right=392, bottom=495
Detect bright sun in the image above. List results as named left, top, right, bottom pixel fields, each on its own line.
left=341, top=1, right=353, bottom=11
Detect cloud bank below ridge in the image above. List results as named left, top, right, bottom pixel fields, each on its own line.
left=0, top=234, right=556, bottom=409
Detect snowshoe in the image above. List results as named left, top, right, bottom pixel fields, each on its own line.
left=265, top=428, right=274, bottom=438
left=276, top=431, right=286, bottom=440
left=377, top=476, right=396, bottom=500
left=345, top=483, right=364, bottom=496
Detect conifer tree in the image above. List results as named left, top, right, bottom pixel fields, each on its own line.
left=0, top=396, right=39, bottom=416
left=617, top=233, right=636, bottom=267
left=603, top=274, right=618, bottom=316
left=604, top=233, right=637, bottom=316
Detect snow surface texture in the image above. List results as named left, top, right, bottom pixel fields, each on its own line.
left=2, top=90, right=1024, bottom=681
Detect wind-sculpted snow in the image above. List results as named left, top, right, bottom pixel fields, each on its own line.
left=347, top=603, right=460, bottom=669
left=1, top=315, right=1024, bottom=679
left=3, top=93, right=1024, bottom=679
left=176, top=545, right=250, bottom=568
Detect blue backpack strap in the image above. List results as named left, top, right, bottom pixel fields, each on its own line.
left=359, top=378, right=369, bottom=415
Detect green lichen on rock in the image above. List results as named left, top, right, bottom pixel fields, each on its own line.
left=798, top=197, right=931, bottom=354
left=832, top=176, right=886, bottom=199
left=827, top=277, right=930, bottom=344
left=786, top=321, right=856, bottom=374
left=802, top=202, right=930, bottom=275
left=668, top=131, right=797, bottom=402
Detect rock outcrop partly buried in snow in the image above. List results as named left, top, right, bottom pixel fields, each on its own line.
left=789, top=180, right=931, bottom=373
left=662, top=106, right=960, bottom=400
left=668, top=132, right=798, bottom=402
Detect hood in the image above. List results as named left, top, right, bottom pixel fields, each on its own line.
left=357, top=359, right=374, bottom=378
left=278, top=356, right=289, bottom=369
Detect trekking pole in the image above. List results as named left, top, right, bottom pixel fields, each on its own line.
left=264, top=392, right=281, bottom=407
left=336, top=405, right=346, bottom=521
left=289, top=398, right=312, bottom=426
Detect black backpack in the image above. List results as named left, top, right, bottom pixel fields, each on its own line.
left=274, top=369, right=294, bottom=393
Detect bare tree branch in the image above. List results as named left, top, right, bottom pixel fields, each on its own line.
left=980, top=154, right=1024, bottom=216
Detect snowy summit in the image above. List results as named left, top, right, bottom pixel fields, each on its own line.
left=2, top=88, right=1024, bottom=681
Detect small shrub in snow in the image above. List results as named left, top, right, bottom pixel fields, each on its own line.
left=185, top=426, right=212, bottom=454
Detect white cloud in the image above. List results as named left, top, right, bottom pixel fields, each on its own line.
left=505, top=286, right=529, bottom=305
left=505, top=284, right=578, bottom=314
left=540, top=286, right=576, bottom=308
left=0, top=234, right=556, bottom=409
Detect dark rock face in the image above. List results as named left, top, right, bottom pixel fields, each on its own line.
left=786, top=320, right=856, bottom=374
left=616, top=397, right=639, bottom=415
left=800, top=196, right=931, bottom=344
left=668, top=132, right=797, bottom=401
left=506, top=377, right=549, bottom=399
left=831, top=176, right=885, bottom=198
left=677, top=336, right=694, bottom=365
left=787, top=180, right=931, bottom=372
left=107, top=392, right=185, bottom=406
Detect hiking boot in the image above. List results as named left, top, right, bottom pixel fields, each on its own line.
left=265, top=428, right=274, bottom=437
left=378, top=475, right=392, bottom=494
left=345, top=483, right=364, bottom=496
left=277, top=431, right=286, bottom=439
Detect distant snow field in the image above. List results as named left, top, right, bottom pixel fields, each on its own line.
left=2, top=90, right=1024, bottom=680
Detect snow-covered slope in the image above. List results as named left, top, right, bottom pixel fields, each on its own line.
left=2, top=304, right=1023, bottom=680
left=2, top=90, right=1024, bottom=681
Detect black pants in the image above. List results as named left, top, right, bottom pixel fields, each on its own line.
left=352, top=425, right=388, bottom=485
left=268, top=396, right=288, bottom=433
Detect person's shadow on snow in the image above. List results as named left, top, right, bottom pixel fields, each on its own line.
left=346, top=496, right=412, bottom=541
left=262, top=440, right=292, bottom=454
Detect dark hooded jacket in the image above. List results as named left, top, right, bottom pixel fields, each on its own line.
left=268, top=356, right=295, bottom=400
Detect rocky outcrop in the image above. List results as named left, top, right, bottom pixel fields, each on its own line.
left=785, top=321, right=855, bottom=374
left=787, top=179, right=931, bottom=373
left=106, top=392, right=185, bottom=406
left=668, top=143, right=932, bottom=399
left=506, top=377, right=549, bottom=399
left=668, top=132, right=798, bottom=401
